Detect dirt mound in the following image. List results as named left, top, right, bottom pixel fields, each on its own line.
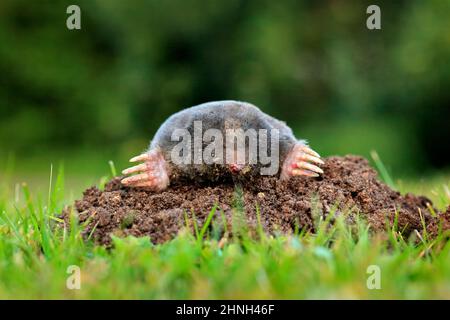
left=67, top=156, right=450, bottom=245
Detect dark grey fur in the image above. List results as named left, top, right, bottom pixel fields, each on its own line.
left=149, top=100, right=303, bottom=181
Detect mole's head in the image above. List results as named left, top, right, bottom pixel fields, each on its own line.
left=225, top=139, right=251, bottom=175
left=228, top=163, right=245, bottom=174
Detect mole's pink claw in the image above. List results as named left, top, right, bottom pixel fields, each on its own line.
left=280, top=143, right=324, bottom=180
left=129, top=153, right=151, bottom=162
left=122, top=173, right=154, bottom=185
left=301, top=146, right=321, bottom=158
left=294, top=162, right=323, bottom=175
left=122, top=163, right=149, bottom=175
left=121, top=149, right=169, bottom=192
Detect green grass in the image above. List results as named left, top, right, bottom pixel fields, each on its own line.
left=0, top=160, right=449, bottom=299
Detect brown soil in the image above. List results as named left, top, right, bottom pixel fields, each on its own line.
left=65, top=156, right=450, bottom=245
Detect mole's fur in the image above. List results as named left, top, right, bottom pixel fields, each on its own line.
left=122, top=101, right=324, bottom=191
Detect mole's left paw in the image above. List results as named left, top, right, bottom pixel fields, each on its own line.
left=121, top=149, right=170, bottom=191
left=280, top=143, right=324, bottom=180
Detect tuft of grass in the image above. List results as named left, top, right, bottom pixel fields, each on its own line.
left=371, top=150, right=396, bottom=189
left=198, top=204, right=217, bottom=242
left=108, top=160, right=117, bottom=177
left=0, top=162, right=449, bottom=299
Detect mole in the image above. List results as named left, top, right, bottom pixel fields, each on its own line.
left=121, top=100, right=324, bottom=191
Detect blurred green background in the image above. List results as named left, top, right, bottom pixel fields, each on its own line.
left=0, top=0, right=449, bottom=193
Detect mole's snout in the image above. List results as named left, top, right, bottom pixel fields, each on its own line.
left=228, top=163, right=245, bottom=174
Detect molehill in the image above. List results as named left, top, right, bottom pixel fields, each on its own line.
left=64, top=156, right=450, bottom=245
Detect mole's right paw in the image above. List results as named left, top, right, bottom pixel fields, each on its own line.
left=121, top=149, right=169, bottom=192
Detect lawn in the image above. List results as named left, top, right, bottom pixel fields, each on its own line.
left=0, top=157, right=449, bottom=299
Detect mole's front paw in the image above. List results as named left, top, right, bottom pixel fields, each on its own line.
left=121, top=149, right=169, bottom=191
left=280, top=143, right=324, bottom=180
